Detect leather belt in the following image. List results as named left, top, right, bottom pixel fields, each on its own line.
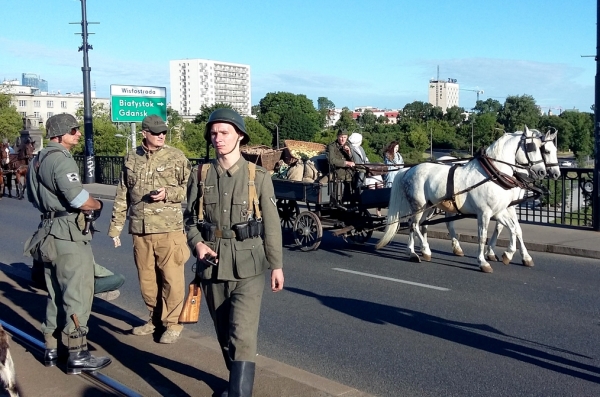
left=41, top=211, right=75, bottom=220
left=214, top=229, right=236, bottom=239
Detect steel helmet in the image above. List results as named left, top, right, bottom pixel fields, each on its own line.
left=46, top=114, right=79, bottom=138
left=204, top=108, right=249, bottom=145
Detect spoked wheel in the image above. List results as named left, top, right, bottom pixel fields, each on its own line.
left=277, top=199, right=300, bottom=232
left=347, top=209, right=373, bottom=244
left=293, top=211, right=323, bottom=251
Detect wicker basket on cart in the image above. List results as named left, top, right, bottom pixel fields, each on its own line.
left=283, top=140, right=326, bottom=163
left=240, top=145, right=283, bottom=171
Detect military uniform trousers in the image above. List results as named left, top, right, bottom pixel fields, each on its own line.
left=42, top=238, right=95, bottom=345
left=202, top=273, right=266, bottom=368
left=132, top=230, right=189, bottom=331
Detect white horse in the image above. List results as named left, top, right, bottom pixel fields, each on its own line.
left=482, top=130, right=560, bottom=267
left=376, top=126, right=547, bottom=273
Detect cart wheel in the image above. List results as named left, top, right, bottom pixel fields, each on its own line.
left=293, top=211, right=323, bottom=251
left=347, top=210, right=373, bottom=245
left=277, top=199, right=300, bottom=232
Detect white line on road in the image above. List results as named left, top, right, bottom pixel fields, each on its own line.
left=332, top=268, right=450, bottom=291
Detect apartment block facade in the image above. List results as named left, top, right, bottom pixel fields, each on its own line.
left=169, top=58, right=251, bottom=117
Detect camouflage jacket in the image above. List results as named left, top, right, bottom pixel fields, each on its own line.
left=108, top=143, right=191, bottom=237
left=326, top=140, right=354, bottom=181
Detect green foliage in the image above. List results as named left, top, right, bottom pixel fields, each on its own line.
left=72, top=102, right=122, bottom=155
left=182, top=121, right=207, bottom=157
left=244, top=117, right=273, bottom=147
left=498, top=95, right=540, bottom=132
left=473, top=98, right=502, bottom=115
left=317, top=97, right=335, bottom=129
left=334, top=107, right=357, bottom=132
left=0, top=93, right=23, bottom=144
left=538, top=115, right=573, bottom=151
left=192, top=103, right=234, bottom=124
left=559, top=110, right=593, bottom=160
left=258, top=92, right=321, bottom=142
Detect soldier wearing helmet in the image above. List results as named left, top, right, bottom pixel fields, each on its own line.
left=184, top=108, right=284, bottom=397
left=108, top=114, right=191, bottom=344
left=25, top=113, right=111, bottom=374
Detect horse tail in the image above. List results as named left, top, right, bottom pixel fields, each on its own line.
left=376, top=169, right=408, bottom=249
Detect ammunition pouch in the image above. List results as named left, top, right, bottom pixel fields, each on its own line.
left=232, top=219, right=264, bottom=241
left=198, top=221, right=217, bottom=242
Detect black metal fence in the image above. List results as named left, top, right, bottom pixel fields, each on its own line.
left=75, top=156, right=595, bottom=230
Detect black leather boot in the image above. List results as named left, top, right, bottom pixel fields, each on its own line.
left=66, top=331, right=111, bottom=375
left=44, top=348, right=58, bottom=367
left=222, top=361, right=255, bottom=397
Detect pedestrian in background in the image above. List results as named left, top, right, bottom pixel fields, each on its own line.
left=108, top=114, right=191, bottom=344
left=383, top=140, right=404, bottom=188
left=25, top=113, right=111, bottom=374
left=183, top=108, right=284, bottom=397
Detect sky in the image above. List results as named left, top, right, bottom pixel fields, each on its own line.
left=0, top=0, right=596, bottom=113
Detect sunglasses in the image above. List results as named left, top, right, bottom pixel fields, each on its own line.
left=146, top=130, right=167, bottom=136
left=69, top=127, right=80, bottom=135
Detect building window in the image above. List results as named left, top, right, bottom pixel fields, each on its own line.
left=34, top=100, right=41, bottom=107
left=47, top=112, right=54, bottom=118
left=47, top=100, right=54, bottom=108
left=34, top=112, right=40, bottom=118
left=18, top=100, right=27, bottom=107
left=61, top=101, right=67, bottom=109
left=19, top=111, right=26, bottom=117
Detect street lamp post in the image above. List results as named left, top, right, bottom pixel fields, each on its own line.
left=267, top=122, right=279, bottom=149
left=114, top=133, right=131, bottom=154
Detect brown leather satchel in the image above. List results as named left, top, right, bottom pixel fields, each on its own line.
left=178, top=276, right=202, bottom=324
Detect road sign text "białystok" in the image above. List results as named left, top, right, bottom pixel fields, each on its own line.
left=110, top=85, right=167, bottom=123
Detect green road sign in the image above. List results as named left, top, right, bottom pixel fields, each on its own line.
left=110, top=84, right=167, bottom=123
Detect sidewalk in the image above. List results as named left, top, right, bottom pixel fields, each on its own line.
left=84, top=183, right=600, bottom=260
left=0, top=266, right=370, bottom=397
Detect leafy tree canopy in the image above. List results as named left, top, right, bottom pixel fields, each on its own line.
left=192, top=103, right=234, bottom=124
left=498, top=94, right=540, bottom=132
left=258, top=92, right=321, bottom=142
left=0, top=92, right=23, bottom=144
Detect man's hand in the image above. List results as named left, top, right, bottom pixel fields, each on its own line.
left=195, top=242, right=217, bottom=264
left=150, top=188, right=166, bottom=202
left=113, top=236, right=121, bottom=248
left=271, top=269, right=284, bottom=292
left=345, top=161, right=355, bottom=167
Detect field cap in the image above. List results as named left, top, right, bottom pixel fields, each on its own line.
left=142, top=115, right=167, bottom=133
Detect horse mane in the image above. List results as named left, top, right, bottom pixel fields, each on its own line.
left=485, top=132, right=521, bottom=163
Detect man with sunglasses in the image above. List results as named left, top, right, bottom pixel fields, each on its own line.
left=25, top=113, right=111, bottom=374
left=108, top=114, right=191, bottom=344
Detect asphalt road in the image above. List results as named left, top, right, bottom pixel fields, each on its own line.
left=2, top=196, right=600, bottom=396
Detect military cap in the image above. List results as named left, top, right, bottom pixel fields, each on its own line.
left=46, top=114, right=79, bottom=138
left=142, top=115, right=167, bottom=133
left=337, top=129, right=349, bottom=136
left=205, top=108, right=249, bottom=145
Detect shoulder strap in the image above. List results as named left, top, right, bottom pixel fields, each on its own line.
left=196, top=163, right=211, bottom=222
left=247, top=162, right=261, bottom=220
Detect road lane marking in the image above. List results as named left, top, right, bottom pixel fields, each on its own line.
left=332, top=268, right=450, bottom=291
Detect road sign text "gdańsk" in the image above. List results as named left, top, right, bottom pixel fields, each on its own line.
left=110, top=84, right=167, bottom=123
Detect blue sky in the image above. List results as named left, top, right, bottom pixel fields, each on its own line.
left=1, top=0, right=596, bottom=112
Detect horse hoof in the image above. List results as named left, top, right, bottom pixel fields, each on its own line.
left=453, top=248, right=464, bottom=257
left=422, top=253, right=431, bottom=261
left=409, top=253, right=421, bottom=263
left=487, top=254, right=499, bottom=262
left=522, top=259, right=534, bottom=267
left=502, top=253, right=511, bottom=266
left=480, top=264, right=493, bottom=273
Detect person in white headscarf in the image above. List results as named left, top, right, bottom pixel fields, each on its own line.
left=348, top=132, right=383, bottom=215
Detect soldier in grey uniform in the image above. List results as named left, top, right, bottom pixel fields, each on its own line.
left=183, top=108, right=284, bottom=397
left=109, top=114, right=191, bottom=344
left=25, top=113, right=111, bottom=374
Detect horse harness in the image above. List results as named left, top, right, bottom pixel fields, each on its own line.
left=434, top=134, right=546, bottom=219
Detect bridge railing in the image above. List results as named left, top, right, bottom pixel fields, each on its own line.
left=74, top=156, right=594, bottom=230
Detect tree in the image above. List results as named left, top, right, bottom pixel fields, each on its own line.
left=333, top=107, right=357, bottom=132
left=473, top=98, right=502, bottom=115
left=538, top=115, right=573, bottom=151
left=357, top=109, right=377, bottom=132
left=0, top=92, right=23, bottom=144
left=192, top=103, right=234, bottom=124
left=73, top=102, right=122, bottom=155
left=258, top=92, right=321, bottom=142
left=244, top=117, right=273, bottom=147
left=443, top=106, right=466, bottom=127
left=560, top=110, right=594, bottom=161
left=498, top=95, right=540, bottom=132
left=167, top=107, right=183, bottom=143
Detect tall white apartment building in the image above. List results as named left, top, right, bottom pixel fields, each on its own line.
left=169, top=59, right=251, bottom=117
left=428, top=78, right=459, bottom=113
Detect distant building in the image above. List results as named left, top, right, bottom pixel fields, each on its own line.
left=352, top=107, right=399, bottom=124
left=22, top=73, right=48, bottom=93
left=2, top=80, right=109, bottom=127
left=169, top=58, right=251, bottom=117
left=428, top=78, right=459, bottom=113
